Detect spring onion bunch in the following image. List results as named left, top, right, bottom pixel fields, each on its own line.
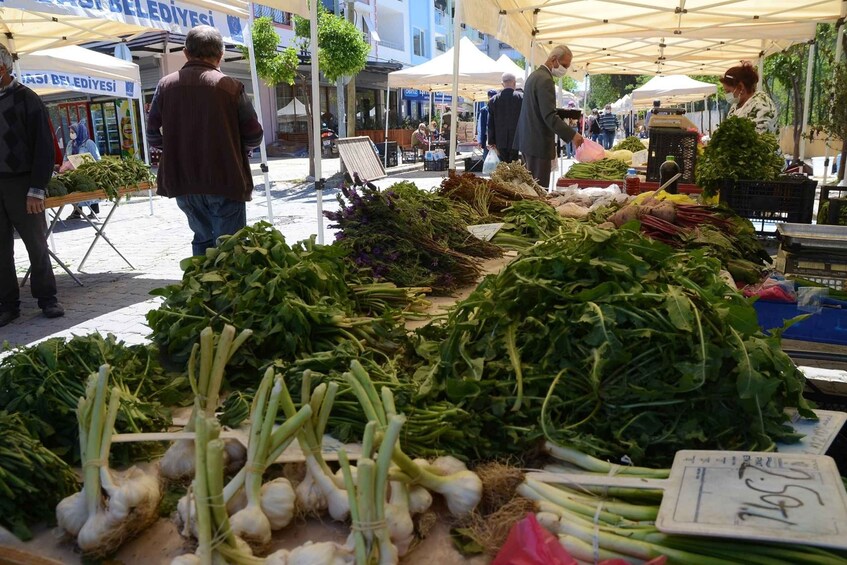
left=521, top=471, right=847, bottom=565
left=161, top=325, right=251, bottom=481
left=56, top=365, right=161, bottom=557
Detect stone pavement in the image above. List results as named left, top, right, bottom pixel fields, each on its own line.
left=0, top=155, right=455, bottom=350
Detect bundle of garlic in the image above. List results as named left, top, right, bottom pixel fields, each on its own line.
left=171, top=414, right=259, bottom=565
left=177, top=367, right=312, bottom=548
left=338, top=414, right=405, bottom=565
left=345, top=361, right=483, bottom=520
left=278, top=370, right=350, bottom=521
left=56, top=365, right=161, bottom=557
left=161, top=325, right=252, bottom=481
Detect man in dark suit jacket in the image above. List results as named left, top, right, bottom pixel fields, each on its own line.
left=513, top=45, right=583, bottom=186
left=487, top=73, right=523, bottom=164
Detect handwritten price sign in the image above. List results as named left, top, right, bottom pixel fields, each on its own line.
left=657, top=451, right=847, bottom=549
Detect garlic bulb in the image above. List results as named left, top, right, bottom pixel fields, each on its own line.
left=265, top=549, right=290, bottom=565
left=56, top=491, right=87, bottom=537
left=175, top=493, right=198, bottom=539
left=76, top=511, right=123, bottom=553
left=160, top=440, right=196, bottom=481
left=385, top=481, right=415, bottom=556
left=170, top=554, right=201, bottom=565
left=440, top=470, right=483, bottom=518
left=260, top=478, right=296, bottom=530
left=223, top=439, right=247, bottom=474
left=226, top=486, right=248, bottom=515
left=105, top=467, right=160, bottom=521
left=304, top=453, right=349, bottom=521
left=295, top=469, right=327, bottom=514
left=429, top=456, right=467, bottom=476
left=287, top=541, right=354, bottom=565
left=407, top=486, right=432, bottom=515
left=229, top=504, right=272, bottom=549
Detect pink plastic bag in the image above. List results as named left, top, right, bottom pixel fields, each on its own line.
left=575, top=138, right=606, bottom=163
left=492, top=514, right=575, bottom=565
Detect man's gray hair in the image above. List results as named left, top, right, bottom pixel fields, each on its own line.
left=185, top=25, right=224, bottom=60
left=548, top=45, right=572, bottom=61
left=0, top=44, right=14, bottom=71
left=501, top=72, right=516, bottom=84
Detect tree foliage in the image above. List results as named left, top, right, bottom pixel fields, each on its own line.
left=293, top=6, right=370, bottom=82
left=587, top=74, right=640, bottom=109
left=817, top=61, right=847, bottom=181
left=241, top=17, right=298, bottom=87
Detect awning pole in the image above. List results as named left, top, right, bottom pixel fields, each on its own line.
left=799, top=41, right=815, bottom=162
left=383, top=84, right=390, bottom=169
left=130, top=96, right=154, bottom=215
left=308, top=0, right=324, bottom=242
left=758, top=41, right=765, bottom=91
left=247, top=3, right=275, bottom=224
left=448, top=0, right=461, bottom=171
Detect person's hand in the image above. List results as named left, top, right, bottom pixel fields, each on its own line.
left=572, top=133, right=585, bottom=148
left=488, top=144, right=496, bottom=150
left=26, top=197, right=45, bottom=214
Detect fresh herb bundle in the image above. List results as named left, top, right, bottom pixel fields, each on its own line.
left=326, top=181, right=499, bottom=293
left=148, top=223, right=414, bottom=382
left=695, top=115, right=785, bottom=198
left=421, top=221, right=812, bottom=465
left=0, top=334, right=187, bottom=465
left=491, top=200, right=567, bottom=250
left=0, top=413, right=79, bottom=540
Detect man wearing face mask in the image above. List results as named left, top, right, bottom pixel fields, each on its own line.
left=0, top=44, right=64, bottom=327
left=514, top=45, right=583, bottom=186
left=719, top=62, right=778, bottom=135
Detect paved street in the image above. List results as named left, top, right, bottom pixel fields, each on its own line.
left=1, top=155, right=455, bottom=349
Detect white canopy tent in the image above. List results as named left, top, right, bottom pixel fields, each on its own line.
left=276, top=98, right=309, bottom=122
left=631, top=75, right=717, bottom=107
left=611, top=94, right=633, bottom=114
left=495, top=54, right=525, bottom=87
left=388, top=36, right=504, bottom=102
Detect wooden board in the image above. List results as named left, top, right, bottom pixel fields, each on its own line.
left=44, top=182, right=154, bottom=208
left=336, top=136, right=386, bottom=182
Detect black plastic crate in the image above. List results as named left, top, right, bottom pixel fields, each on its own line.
left=375, top=141, right=398, bottom=168
left=464, top=157, right=483, bottom=172
left=720, top=177, right=818, bottom=231
left=646, top=129, right=698, bottom=183
left=818, top=185, right=847, bottom=225
left=424, top=158, right=447, bottom=171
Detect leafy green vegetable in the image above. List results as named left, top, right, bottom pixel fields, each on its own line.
left=491, top=200, right=567, bottom=250
left=46, top=177, right=68, bottom=197
left=417, top=221, right=811, bottom=465
left=0, top=334, right=188, bottom=465
left=564, top=158, right=629, bottom=180
left=0, top=412, right=79, bottom=540
left=695, top=115, right=785, bottom=198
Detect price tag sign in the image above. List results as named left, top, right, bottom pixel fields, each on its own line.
left=467, top=223, right=505, bottom=241
left=778, top=409, right=847, bottom=455
left=657, top=450, right=847, bottom=549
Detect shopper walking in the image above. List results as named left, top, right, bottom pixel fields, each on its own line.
left=0, top=44, right=64, bottom=327
left=598, top=104, right=619, bottom=149
left=514, top=46, right=583, bottom=186
left=477, top=89, right=496, bottom=163
left=587, top=108, right=601, bottom=142
left=487, top=73, right=523, bottom=164
left=147, top=25, right=263, bottom=256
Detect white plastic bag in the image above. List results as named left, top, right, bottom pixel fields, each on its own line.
left=482, top=151, right=500, bottom=175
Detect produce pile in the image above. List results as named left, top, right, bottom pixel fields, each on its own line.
left=611, top=136, right=647, bottom=153
left=438, top=169, right=545, bottom=219
left=325, top=181, right=501, bottom=293
left=46, top=157, right=154, bottom=200
left=564, top=158, right=630, bottom=180
left=148, top=222, right=426, bottom=382
left=695, top=116, right=784, bottom=198
left=0, top=334, right=188, bottom=465
left=416, top=220, right=811, bottom=465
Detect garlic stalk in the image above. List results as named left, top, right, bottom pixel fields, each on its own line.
left=385, top=481, right=414, bottom=556
left=161, top=326, right=252, bottom=481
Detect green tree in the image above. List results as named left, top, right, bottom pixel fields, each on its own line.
left=556, top=75, right=578, bottom=93
left=766, top=43, right=811, bottom=162
left=241, top=17, right=299, bottom=87
left=818, top=62, right=847, bottom=182
left=586, top=74, right=641, bottom=109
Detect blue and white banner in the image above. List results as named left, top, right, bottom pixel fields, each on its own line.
left=1, top=0, right=247, bottom=45
left=21, top=70, right=140, bottom=98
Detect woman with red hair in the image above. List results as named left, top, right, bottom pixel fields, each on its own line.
left=718, top=61, right=779, bottom=136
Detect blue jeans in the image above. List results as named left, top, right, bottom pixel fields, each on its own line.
left=602, top=131, right=615, bottom=149
left=176, top=194, right=247, bottom=256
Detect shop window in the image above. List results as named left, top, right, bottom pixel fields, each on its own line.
left=413, top=28, right=425, bottom=57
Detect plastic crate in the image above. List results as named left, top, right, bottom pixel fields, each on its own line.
left=754, top=300, right=847, bottom=345
left=423, top=158, right=447, bottom=171
left=464, top=157, right=483, bottom=172
left=818, top=185, right=847, bottom=225
left=719, top=177, right=818, bottom=231
left=646, top=129, right=698, bottom=184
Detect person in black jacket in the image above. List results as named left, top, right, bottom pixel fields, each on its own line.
left=487, top=72, right=523, bottom=163
left=0, top=44, right=64, bottom=327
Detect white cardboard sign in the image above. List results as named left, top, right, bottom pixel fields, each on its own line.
left=467, top=223, right=504, bottom=241
left=778, top=409, right=847, bottom=455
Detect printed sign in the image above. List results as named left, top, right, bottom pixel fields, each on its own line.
left=21, top=71, right=140, bottom=98
left=1, top=0, right=247, bottom=45
left=657, top=450, right=847, bottom=550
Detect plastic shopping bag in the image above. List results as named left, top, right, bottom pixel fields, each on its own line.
left=575, top=138, right=606, bottom=163
left=482, top=150, right=501, bottom=175
left=492, top=514, right=575, bottom=565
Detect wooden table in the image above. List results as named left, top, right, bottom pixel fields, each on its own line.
left=23, top=183, right=154, bottom=287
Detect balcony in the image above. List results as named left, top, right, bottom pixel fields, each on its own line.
left=378, top=38, right=404, bottom=51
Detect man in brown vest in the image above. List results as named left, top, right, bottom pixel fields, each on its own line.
left=147, top=25, right=264, bottom=256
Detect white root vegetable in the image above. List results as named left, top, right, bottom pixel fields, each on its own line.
left=260, top=478, right=296, bottom=529
left=304, top=450, right=349, bottom=521
left=407, top=485, right=432, bottom=515
left=287, top=541, right=354, bottom=565
left=429, top=456, right=468, bottom=476
left=228, top=504, right=271, bottom=549
left=56, top=366, right=161, bottom=557
left=170, top=554, right=201, bottom=565
left=294, top=468, right=327, bottom=513
left=385, top=481, right=415, bottom=556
